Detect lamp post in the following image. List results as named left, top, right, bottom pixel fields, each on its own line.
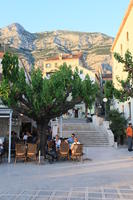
left=103, top=97, right=108, bottom=120
left=59, top=116, right=63, bottom=138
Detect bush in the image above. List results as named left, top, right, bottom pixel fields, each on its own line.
left=109, top=110, right=127, bottom=144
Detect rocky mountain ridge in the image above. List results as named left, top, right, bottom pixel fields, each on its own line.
left=0, top=23, right=113, bottom=73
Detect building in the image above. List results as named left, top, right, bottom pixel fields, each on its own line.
left=36, top=53, right=95, bottom=80
left=102, top=74, right=112, bottom=85
left=36, top=53, right=96, bottom=118
left=112, top=0, right=133, bottom=122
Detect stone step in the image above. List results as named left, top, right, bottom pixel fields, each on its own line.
left=62, top=134, right=108, bottom=138
left=80, top=140, right=109, bottom=143
left=61, top=120, right=110, bottom=147
left=79, top=140, right=109, bottom=143
left=84, top=144, right=110, bottom=147
left=63, top=135, right=107, bottom=138
left=62, top=124, right=95, bottom=128
left=62, top=130, right=100, bottom=133
left=82, top=139, right=109, bottom=142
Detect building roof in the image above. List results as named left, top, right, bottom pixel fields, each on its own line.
left=0, top=52, right=4, bottom=59
left=112, top=0, right=133, bottom=51
left=45, top=53, right=82, bottom=61
left=102, top=74, right=112, bottom=79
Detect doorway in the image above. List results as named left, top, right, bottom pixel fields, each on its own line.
left=75, top=109, right=79, bottom=118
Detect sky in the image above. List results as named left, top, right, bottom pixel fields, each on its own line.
left=0, top=0, right=130, bottom=37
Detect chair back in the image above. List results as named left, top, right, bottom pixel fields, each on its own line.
left=27, top=143, right=37, bottom=154
left=60, top=141, right=69, bottom=153
left=73, top=144, right=83, bottom=155
left=47, top=140, right=54, bottom=150
left=16, top=144, right=26, bottom=154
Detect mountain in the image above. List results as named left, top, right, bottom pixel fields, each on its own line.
left=0, top=23, right=113, bottom=73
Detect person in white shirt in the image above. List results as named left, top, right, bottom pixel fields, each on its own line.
left=0, top=139, right=4, bottom=156
left=55, top=135, right=61, bottom=150
left=23, top=132, right=28, bottom=143
left=71, top=137, right=80, bottom=154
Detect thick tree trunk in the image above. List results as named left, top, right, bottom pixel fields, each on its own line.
left=37, top=122, right=49, bottom=157
left=85, top=103, right=88, bottom=118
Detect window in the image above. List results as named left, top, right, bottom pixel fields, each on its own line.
left=120, top=44, right=123, bottom=55
left=126, top=32, right=129, bottom=42
left=46, top=63, right=51, bottom=68
left=46, top=72, right=53, bottom=79
left=40, top=65, right=44, bottom=71
left=128, top=102, right=131, bottom=120
left=122, top=105, right=124, bottom=114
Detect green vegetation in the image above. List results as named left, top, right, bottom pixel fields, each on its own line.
left=87, top=45, right=111, bottom=55
left=109, top=110, right=127, bottom=143
left=104, top=81, right=114, bottom=118
left=0, top=53, right=98, bottom=155
left=82, top=75, right=98, bottom=116
left=94, top=47, right=111, bottom=55
left=114, top=50, right=133, bottom=101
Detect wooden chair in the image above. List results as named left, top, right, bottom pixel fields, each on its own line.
left=15, top=144, right=26, bottom=163
left=59, top=141, right=69, bottom=160
left=27, top=143, right=37, bottom=161
left=71, top=144, right=83, bottom=161
left=47, top=140, right=54, bottom=151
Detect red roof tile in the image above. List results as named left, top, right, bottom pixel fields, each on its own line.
left=0, top=52, right=4, bottom=59
left=45, top=53, right=82, bottom=61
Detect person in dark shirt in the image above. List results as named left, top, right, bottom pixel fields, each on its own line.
left=27, top=131, right=33, bottom=143
left=46, top=140, right=57, bottom=163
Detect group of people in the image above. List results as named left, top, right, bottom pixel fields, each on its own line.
left=55, top=133, right=80, bottom=152
left=46, top=133, right=80, bottom=163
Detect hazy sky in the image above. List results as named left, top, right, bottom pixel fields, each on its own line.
left=0, top=0, right=129, bottom=37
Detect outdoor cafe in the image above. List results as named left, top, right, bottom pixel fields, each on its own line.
left=0, top=108, right=83, bottom=164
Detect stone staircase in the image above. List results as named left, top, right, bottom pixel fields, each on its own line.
left=62, top=119, right=110, bottom=147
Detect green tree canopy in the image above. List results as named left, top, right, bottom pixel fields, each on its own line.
left=114, top=50, right=133, bottom=101
left=82, top=75, right=98, bottom=115
left=109, top=110, right=127, bottom=142
left=104, top=80, right=114, bottom=100
left=0, top=53, right=98, bottom=154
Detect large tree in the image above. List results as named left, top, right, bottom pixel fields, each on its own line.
left=0, top=53, right=98, bottom=155
left=103, top=80, right=115, bottom=117
left=82, top=75, right=98, bottom=116
left=114, top=50, right=133, bottom=101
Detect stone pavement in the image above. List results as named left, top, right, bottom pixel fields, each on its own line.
left=1, top=147, right=133, bottom=199
left=1, top=186, right=133, bottom=200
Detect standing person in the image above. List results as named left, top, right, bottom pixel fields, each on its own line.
left=126, top=123, right=133, bottom=152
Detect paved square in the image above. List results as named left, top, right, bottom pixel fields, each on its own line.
left=1, top=147, right=133, bottom=199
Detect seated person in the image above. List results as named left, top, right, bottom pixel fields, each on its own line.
left=55, top=135, right=61, bottom=150
left=11, top=131, right=19, bottom=155
left=0, top=139, right=4, bottom=156
left=27, top=131, right=33, bottom=143
left=23, top=132, right=28, bottom=143
left=71, top=137, right=80, bottom=155
left=46, top=140, right=57, bottom=163
left=66, top=133, right=75, bottom=148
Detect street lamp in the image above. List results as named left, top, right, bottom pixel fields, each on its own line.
left=103, top=97, right=108, bottom=120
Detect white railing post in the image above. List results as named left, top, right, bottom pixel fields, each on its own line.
left=8, top=110, right=13, bottom=163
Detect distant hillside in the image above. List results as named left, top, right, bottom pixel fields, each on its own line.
left=0, top=23, right=113, bottom=73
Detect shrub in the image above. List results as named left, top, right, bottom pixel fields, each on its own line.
left=109, top=110, right=127, bottom=144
